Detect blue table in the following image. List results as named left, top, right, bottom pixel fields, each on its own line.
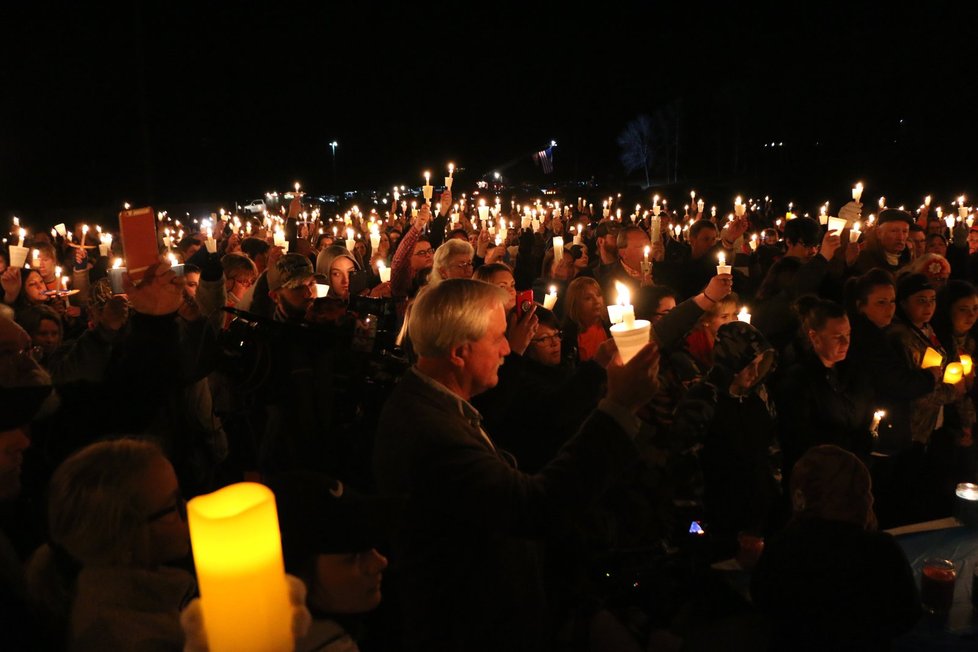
left=893, top=524, right=978, bottom=650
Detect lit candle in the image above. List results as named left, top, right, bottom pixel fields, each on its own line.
left=294, top=181, right=301, bottom=193
left=423, top=171, right=433, bottom=204
left=944, top=362, right=964, bottom=385
left=849, top=222, right=861, bottom=244
left=167, top=252, right=185, bottom=276
left=921, top=346, right=943, bottom=369
left=346, top=228, right=355, bottom=252
left=377, top=260, right=391, bottom=283
left=737, top=306, right=752, bottom=324
left=852, top=182, right=863, bottom=203
left=573, top=223, right=583, bottom=245
left=749, top=233, right=758, bottom=251
left=716, top=251, right=731, bottom=275
left=61, top=276, right=69, bottom=291
left=205, top=228, right=217, bottom=253
left=187, top=482, right=293, bottom=652
left=871, top=409, right=885, bottom=435
left=878, top=196, right=886, bottom=210
left=543, top=285, right=558, bottom=310
left=478, top=199, right=489, bottom=224
left=924, top=195, right=932, bottom=207
left=445, top=162, right=454, bottom=191
left=109, top=258, right=126, bottom=294
left=960, top=354, right=973, bottom=375
left=955, top=482, right=978, bottom=501
left=616, top=281, right=635, bottom=327
left=552, top=236, right=564, bottom=262
left=644, top=245, right=650, bottom=264
left=734, top=196, right=746, bottom=217
left=54, top=223, right=67, bottom=237
left=17, top=228, right=25, bottom=248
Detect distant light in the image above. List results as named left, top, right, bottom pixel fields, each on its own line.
left=550, top=140, right=557, bottom=147
left=493, top=172, right=501, bottom=179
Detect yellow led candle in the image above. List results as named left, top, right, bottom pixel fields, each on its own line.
left=187, top=482, right=293, bottom=652
left=921, top=347, right=943, bottom=369
left=960, top=354, right=973, bottom=376
left=944, top=362, right=964, bottom=385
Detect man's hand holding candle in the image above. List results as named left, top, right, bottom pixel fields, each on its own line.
left=124, top=262, right=186, bottom=316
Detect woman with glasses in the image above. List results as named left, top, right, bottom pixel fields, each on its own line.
left=473, top=306, right=613, bottom=472
left=429, top=239, right=474, bottom=285
left=389, top=204, right=435, bottom=300
left=26, top=438, right=193, bottom=651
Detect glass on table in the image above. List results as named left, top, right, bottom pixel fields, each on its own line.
left=920, top=558, right=956, bottom=616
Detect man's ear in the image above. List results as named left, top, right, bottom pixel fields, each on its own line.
left=448, top=342, right=469, bottom=369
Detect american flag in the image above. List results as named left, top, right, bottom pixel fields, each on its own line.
left=533, top=146, right=554, bottom=174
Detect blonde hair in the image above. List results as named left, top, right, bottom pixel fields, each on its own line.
left=564, top=277, right=603, bottom=330
left=26, top=438, right=166, bottom=628
left=409, top=279, right=506, bottom=357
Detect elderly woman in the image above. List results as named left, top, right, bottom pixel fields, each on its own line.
left=751, top=445, right=920, bottom=651
left=26, top=439, right=193, bottom=651
left=429, top=238, right=474, bottom=285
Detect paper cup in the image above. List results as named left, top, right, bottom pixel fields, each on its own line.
left=959, top=206, right=970, bottom=219
left=542, top=293, right=557, bottom=310
left=610, top=320, right=652, bottom=364
left=378, top=267, right=391, bottom=283
left=54, top=223, right=67, bottom=237
left=445, top=177, right=453, bottom=191
left=99, top=244, right=111, bottom=257
left=716, top=264, right=732, bottom=275
left=315, top=284, right=330, bottom=299
left=205, top=238, right=218, bottom=254
left=827, top=216, right=847, bottom=234
left=8, top=245, right=28, bottom=268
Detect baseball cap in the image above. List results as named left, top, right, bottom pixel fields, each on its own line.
left=267, top=472, right=397, bottom=573
left=267, top=253, right=314, bottom=292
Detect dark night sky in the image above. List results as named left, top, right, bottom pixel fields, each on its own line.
left=2, top=2, right=977, bottom=222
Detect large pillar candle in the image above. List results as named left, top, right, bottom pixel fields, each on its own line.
left=188, top=482, right=293, bottom=652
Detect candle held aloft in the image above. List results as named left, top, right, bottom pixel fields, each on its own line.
left=737, top=307, right=752, bottom=324
left=188, top=482, right=293, bottom=652
left=852, top=182, right=863, bottom=203
left=716, top=252, right=731, bottom=275
left=552, top=236, right=564, bottom=263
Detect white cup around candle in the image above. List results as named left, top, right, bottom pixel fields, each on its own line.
left=54, top=223, right=67, bottom=237
left=735, top=204, right=746, bottom=217
left=99, top=243, right=110, bottom=257
left=8, top=245, right=28, bottom=269
left=423, top=185, right=434, bottom=201
left=205, top=238, right=218, bottom=254
left=610, top=320, right=651, bottom=364
left=849, top=228, right=861, bottom=245
left=552, top=236, right=564, bottom=262
left=315, top=283, right=330, bottom=299
left=478, top=206, right=490, bottom=222
left=716, top=264, right=732, bottom=275
left=378, top=266, right=391, bottom=283
left=959, top=206, right=970, bottom=219
left=827, top=216, right=847, bottom=234
left=444, top=177, right=453, bottom=191
left=370, top=233, right=381, bottom=250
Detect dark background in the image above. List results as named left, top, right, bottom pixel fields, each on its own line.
left=2, top=2, right=977, bottom=223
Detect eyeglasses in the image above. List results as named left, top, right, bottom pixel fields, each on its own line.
left=413, top=248, right=435, bottom=257
left=532, top=331, right=562, bottom=345
left=231, top=277, right=255, bottom=287
left=147, top=496, right=187, bottom=523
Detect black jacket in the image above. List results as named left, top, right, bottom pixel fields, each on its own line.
left=373, top=368, right=638, bottom=652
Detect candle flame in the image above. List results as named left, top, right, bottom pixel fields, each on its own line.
left=112, top=258, right=123, bottom=269
left=614, top=281, right=631, bottom=307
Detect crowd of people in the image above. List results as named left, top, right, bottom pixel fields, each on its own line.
left=1, top=184, right=975, bottom=650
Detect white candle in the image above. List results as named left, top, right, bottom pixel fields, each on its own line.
left=749, top=234, right=758, bottom=251
left=716, top=252, right=731, bottom=275
left=616, top=282, right=635, bottom=327
left=871, top=409, right=885, bottom=434
left=734, top=196, right=746, bottom=217
left=852, top=182, right=863, bottom=203
left=737, top=307, right=751, bottom=324
left=552, top=236, right=564, bottom=262
left=17, top=228, right=25, bottom=248
left=377, top=260, right=391, bottom=283
left=849, top=222, right=861, bottom=244
left=543, top=286, right=558, bottom=310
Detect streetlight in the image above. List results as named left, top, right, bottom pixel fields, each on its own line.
left=329, top=141, right=338, bottom=190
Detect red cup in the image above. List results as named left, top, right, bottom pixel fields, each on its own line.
left=921, top=558, right=956, bottom=616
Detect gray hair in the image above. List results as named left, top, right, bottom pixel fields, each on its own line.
left=429, top=239, right=474, bottom=284
left=409, top=279, right=507, bottom=357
